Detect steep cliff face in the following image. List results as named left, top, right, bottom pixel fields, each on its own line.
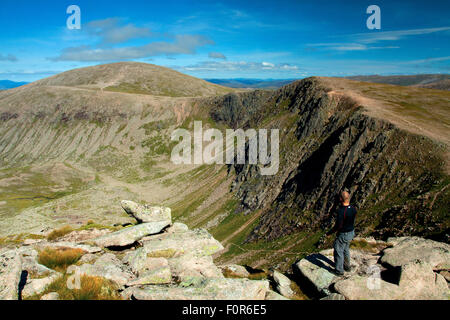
left=223, top=78, right=448, bottom=245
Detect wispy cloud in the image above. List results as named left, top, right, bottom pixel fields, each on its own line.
left=403, top=56, right=450, bottom=64
left=49, top=34, right=213, bottom=62
left=85, top=18, right=154, bottom=44
left=208, top=52, right=227, bottom=60
left=352, top=26, right=450, bottom=44
left=0, top=54, right=18, bottom=62
left=308, top=26, right=450, bottom=52
left=307, top=42, right=400, bottom=51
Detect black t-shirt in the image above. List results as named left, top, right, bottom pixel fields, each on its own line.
left=335, top=205, right=357, bottom=233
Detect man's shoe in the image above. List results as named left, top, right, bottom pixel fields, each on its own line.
left=344, top=266, right=352, bottom=272
left=332, top=269, right=344, bottom=276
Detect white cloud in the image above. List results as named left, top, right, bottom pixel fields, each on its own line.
left=49, top=34, right=214, bottom=62
left=85, top=18, right=154, bottom=44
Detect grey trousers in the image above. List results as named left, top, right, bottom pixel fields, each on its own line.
left=333, top=230, right=354, bottom=273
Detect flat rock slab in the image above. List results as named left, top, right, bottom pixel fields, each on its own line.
left=335, top=260, right=449, bottom=300
left=382, top=237, right=450, bottom=269
left=294, top=251, right=338, bottom=294
left=265, top=290, right=289, bottom=300
left=219, top=265, right=250, bottom=278
left=168, top=253, right=224, bottom=282
left=67, top=253, right=135, bottom=287
left=295, top=249, right=379, bottom=295
left=93, top=221, right=170, bottom=247
left=142, top=228, right=224, bottom=257
left=22, top=272, right=62, bottom=299
left=273, top=270, right=294, bottom=298
left=130, top=278, right=269, bottom=300
left=36, top=241, right=102, bottom=253
left=40, top=292, right=59, bottom=300
left=127, top=266, right=172, bottom=286
left=121, top=200, right=172, bottom=224
left=122, top=248, right=169, bottom=276
left=0, top=250, right=22, bottom=300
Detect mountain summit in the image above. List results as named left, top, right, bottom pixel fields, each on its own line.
left=28, top=62, right=232, bottom=97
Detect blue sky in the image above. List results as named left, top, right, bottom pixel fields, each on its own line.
left=0, top=0, right=449, bottom=81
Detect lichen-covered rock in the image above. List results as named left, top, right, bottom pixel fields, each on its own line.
left=121, top=200, right=172, bottom=224
left=129, top=278, right=269, bottom=300
left=294, top=248, right=380, bottom=295
left=93, top=221, right=170, bottom=247
left=22, top=272, right=62, bottom=299
left=381, top=237, right=450, bottom=269
left=127, top=266, right=172, bottom=285
left=142, top=228, right=224, bottom=257
left=294, top=252, right=337, bottom=294
left=166, top=222, right=189, bottom=233
left=0, top=250, right=22, bottom=300
left=40, top=292, right=59, bottom=300
left=36, top=241, right=102, bottom=253
left=20, top=248, right=55, bottom=278
left=220, top=265, right=250, bottom=278
left=168, top=253, right=224, bottom=282
left=334, top=260, right=449, bottom=300
left=334, top=275, right=402, bottom=300
left=272, top=270, right=294, bottom=298
left=397, top=260, right=449, bottom=299
left=122, top=248, right=169, bottom=276
left=67, top=253, right=134, bottom=287
left=265, top=290, right=289, bottom=300
left=320, top=293, right=346, bottom=300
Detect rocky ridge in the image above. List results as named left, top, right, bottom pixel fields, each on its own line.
left=1, top=199, right=448, bottom=300
left=0, top=200, right=277, bottom=300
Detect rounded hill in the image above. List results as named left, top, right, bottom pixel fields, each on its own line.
left=30, top=62, right=233, bottom=97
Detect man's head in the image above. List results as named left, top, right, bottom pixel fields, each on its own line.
left=339, top=190, right=350, bottom=205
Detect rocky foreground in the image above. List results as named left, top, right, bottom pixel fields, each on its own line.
left=0, top=200, right=449, bottom=300
left=297, top=237, right=450, bottom=300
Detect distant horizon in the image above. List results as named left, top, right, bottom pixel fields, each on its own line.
left=0, top=61, right=449, bottom=85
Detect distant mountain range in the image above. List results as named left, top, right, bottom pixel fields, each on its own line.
left=204, top=78, right=296, bottom=89
left=0, top=80, right=28, bottom=89
left=345, top=74, right=450, bottom=90
left=3, top=74, right=449, bottom=91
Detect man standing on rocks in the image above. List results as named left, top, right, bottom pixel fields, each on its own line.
left=326, top=191, right=357, bottom=276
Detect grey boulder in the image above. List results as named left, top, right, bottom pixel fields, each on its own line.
left=121, top=200, right=171, bottom=224
left=93, top=221, right=170, bottom=247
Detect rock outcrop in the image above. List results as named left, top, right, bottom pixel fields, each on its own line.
left=121, top=200, right=172, bottom=224
left=93, top=221, right=170, bottom=248
left=126, top=278, right=269, bottom=300
left=295, top=237, right=450, bottom=300
left=0, top=201, right=273, bottom=300
left=0, top=250, right=22, bottom=300
left=381, top=237, right=450, bottom=269
left=272, top=270, right=294, bottom=298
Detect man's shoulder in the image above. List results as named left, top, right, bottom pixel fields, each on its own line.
left=347, top=205, right=357, bottom=214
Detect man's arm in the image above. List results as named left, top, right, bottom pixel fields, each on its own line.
left=326, top=209, right=343, bottom=235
